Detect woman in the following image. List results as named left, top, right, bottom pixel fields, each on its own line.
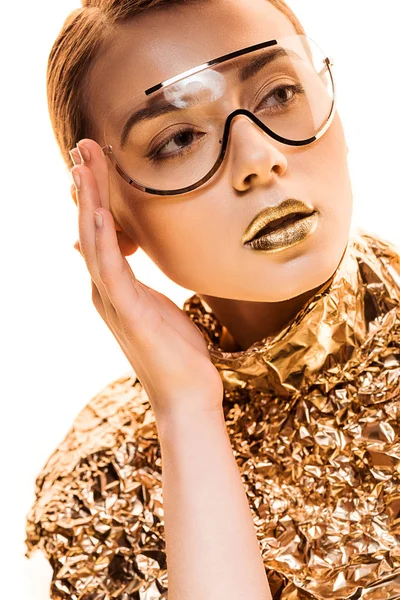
left=25, top=0, right=400, bottom=598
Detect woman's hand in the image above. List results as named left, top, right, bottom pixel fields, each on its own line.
left=70, top=138, right=224, bottom=420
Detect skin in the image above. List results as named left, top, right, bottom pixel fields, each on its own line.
left=72, top=0, right=353, bottom=352
left=68, top=2, right=353, bottom=597
left=71, top=140, right=273, bottom=599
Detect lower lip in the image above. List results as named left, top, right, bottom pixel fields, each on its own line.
left=244, top=212, right=319, bottom=252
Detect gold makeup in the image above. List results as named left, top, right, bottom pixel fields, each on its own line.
left=242, top=198, right=318, bottom=252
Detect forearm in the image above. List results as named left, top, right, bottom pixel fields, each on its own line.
left=157, top=407, right=272, bottom=600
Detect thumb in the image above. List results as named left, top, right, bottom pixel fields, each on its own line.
left=73, top=239, right=82, bottom=254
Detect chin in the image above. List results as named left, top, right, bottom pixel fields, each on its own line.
left=235, top=229, right=350, bottom=303
left=277, top=242, right=348, bottom=302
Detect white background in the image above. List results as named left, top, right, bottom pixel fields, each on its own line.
left=2, top=1, right=399, bottom=598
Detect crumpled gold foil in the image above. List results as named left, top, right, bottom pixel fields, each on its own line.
left=25, top=227, right=400, bottom=599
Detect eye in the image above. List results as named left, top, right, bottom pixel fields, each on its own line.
left=258, top=83, right=305, bottom=111
left=148, top=127, right=206, bottom=163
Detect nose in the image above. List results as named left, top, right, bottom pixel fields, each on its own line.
left=227, top=114, right=288, bottom=192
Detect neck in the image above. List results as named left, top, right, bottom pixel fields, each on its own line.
left=198, top=285, right=324, bottom=352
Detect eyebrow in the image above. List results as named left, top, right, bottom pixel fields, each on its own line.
left=119, top=46, right=299, bottom=148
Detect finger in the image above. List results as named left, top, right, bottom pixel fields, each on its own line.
left=93, top=206, right=140, bottom=304
left=70, top=145, right=138, bottom=259
left=91, top=278, right=108, bottom=321
left=71, top=162, right=119, bottom=316
left=70, top=182, right=78, bottom=205
left=93, top=208, right=128, bottom=281
left=72, top=143, right=152, bottom=337
left=69, top=148, right=82, bottom=168
left=76, top=139, right=110, bottom=210
left=72, top=156, right=137, bottom=327
left=69, top=151, right=123, bottom=328
left=90, top=274, right=120, bottom=328
left=72, top=163, right=140, bottom=322
left=72, top=163, right=103, bottom=279
left=69, top=180, right=82, bottom=254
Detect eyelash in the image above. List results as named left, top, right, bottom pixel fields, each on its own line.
left=148, top=128, right=206, bottom=164
left=148, top=83, right=305, bottom=163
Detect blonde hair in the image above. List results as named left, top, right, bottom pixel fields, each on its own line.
left=47, top=0, right=306, bottom=169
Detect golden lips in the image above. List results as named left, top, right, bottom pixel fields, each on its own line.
left=242, top=198, right=317, bottom=246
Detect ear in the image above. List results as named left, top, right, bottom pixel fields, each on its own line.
left=70, top=183, right=140, bottom=257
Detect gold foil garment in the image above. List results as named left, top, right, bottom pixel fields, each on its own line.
left=25, top=228, right=400, bottom=599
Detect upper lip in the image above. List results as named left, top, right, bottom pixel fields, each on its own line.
left=242, top=198, right=316, bottom=245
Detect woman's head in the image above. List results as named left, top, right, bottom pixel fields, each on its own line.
left=50, top=0, right=353, bottom=302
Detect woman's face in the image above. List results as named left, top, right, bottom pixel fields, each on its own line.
left=87, top=0, right=353, bottom=302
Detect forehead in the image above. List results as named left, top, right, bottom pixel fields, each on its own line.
left=88, top=0, right=299, bottom=127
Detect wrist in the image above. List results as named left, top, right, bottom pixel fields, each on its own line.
left=155, top=405, right=226, bottom=442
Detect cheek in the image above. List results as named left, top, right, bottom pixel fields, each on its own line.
left=302, top=113, right=353, bottom=218
left=300, top=114, right=354, bottom=269
left=118, top=191, right=221, bottom=286
left=109, top=169, right=223, bottom=285
left=152, top=207, right=219, bottom=280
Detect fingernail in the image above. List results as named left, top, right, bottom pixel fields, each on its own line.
left=69, top=148, right=82, bottom=166
left=94, top=211, right=103, bottom=229
left=77, top=142, right=91, bottom=164
left=71, top=168, right=81, bottom=190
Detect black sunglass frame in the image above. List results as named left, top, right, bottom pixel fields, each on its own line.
left=100, top=37, right=336, bottom=196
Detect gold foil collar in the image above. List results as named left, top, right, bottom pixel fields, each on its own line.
left=26, top=228, right=400, bottom=599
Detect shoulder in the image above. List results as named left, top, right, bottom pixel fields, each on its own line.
left=25, top=371, right=167, bottom=599
left=354, top=226, right=400, bottom=259
left=351, top=226, right=400, bottom=299
left=33, top=370, right=157, bottom=487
